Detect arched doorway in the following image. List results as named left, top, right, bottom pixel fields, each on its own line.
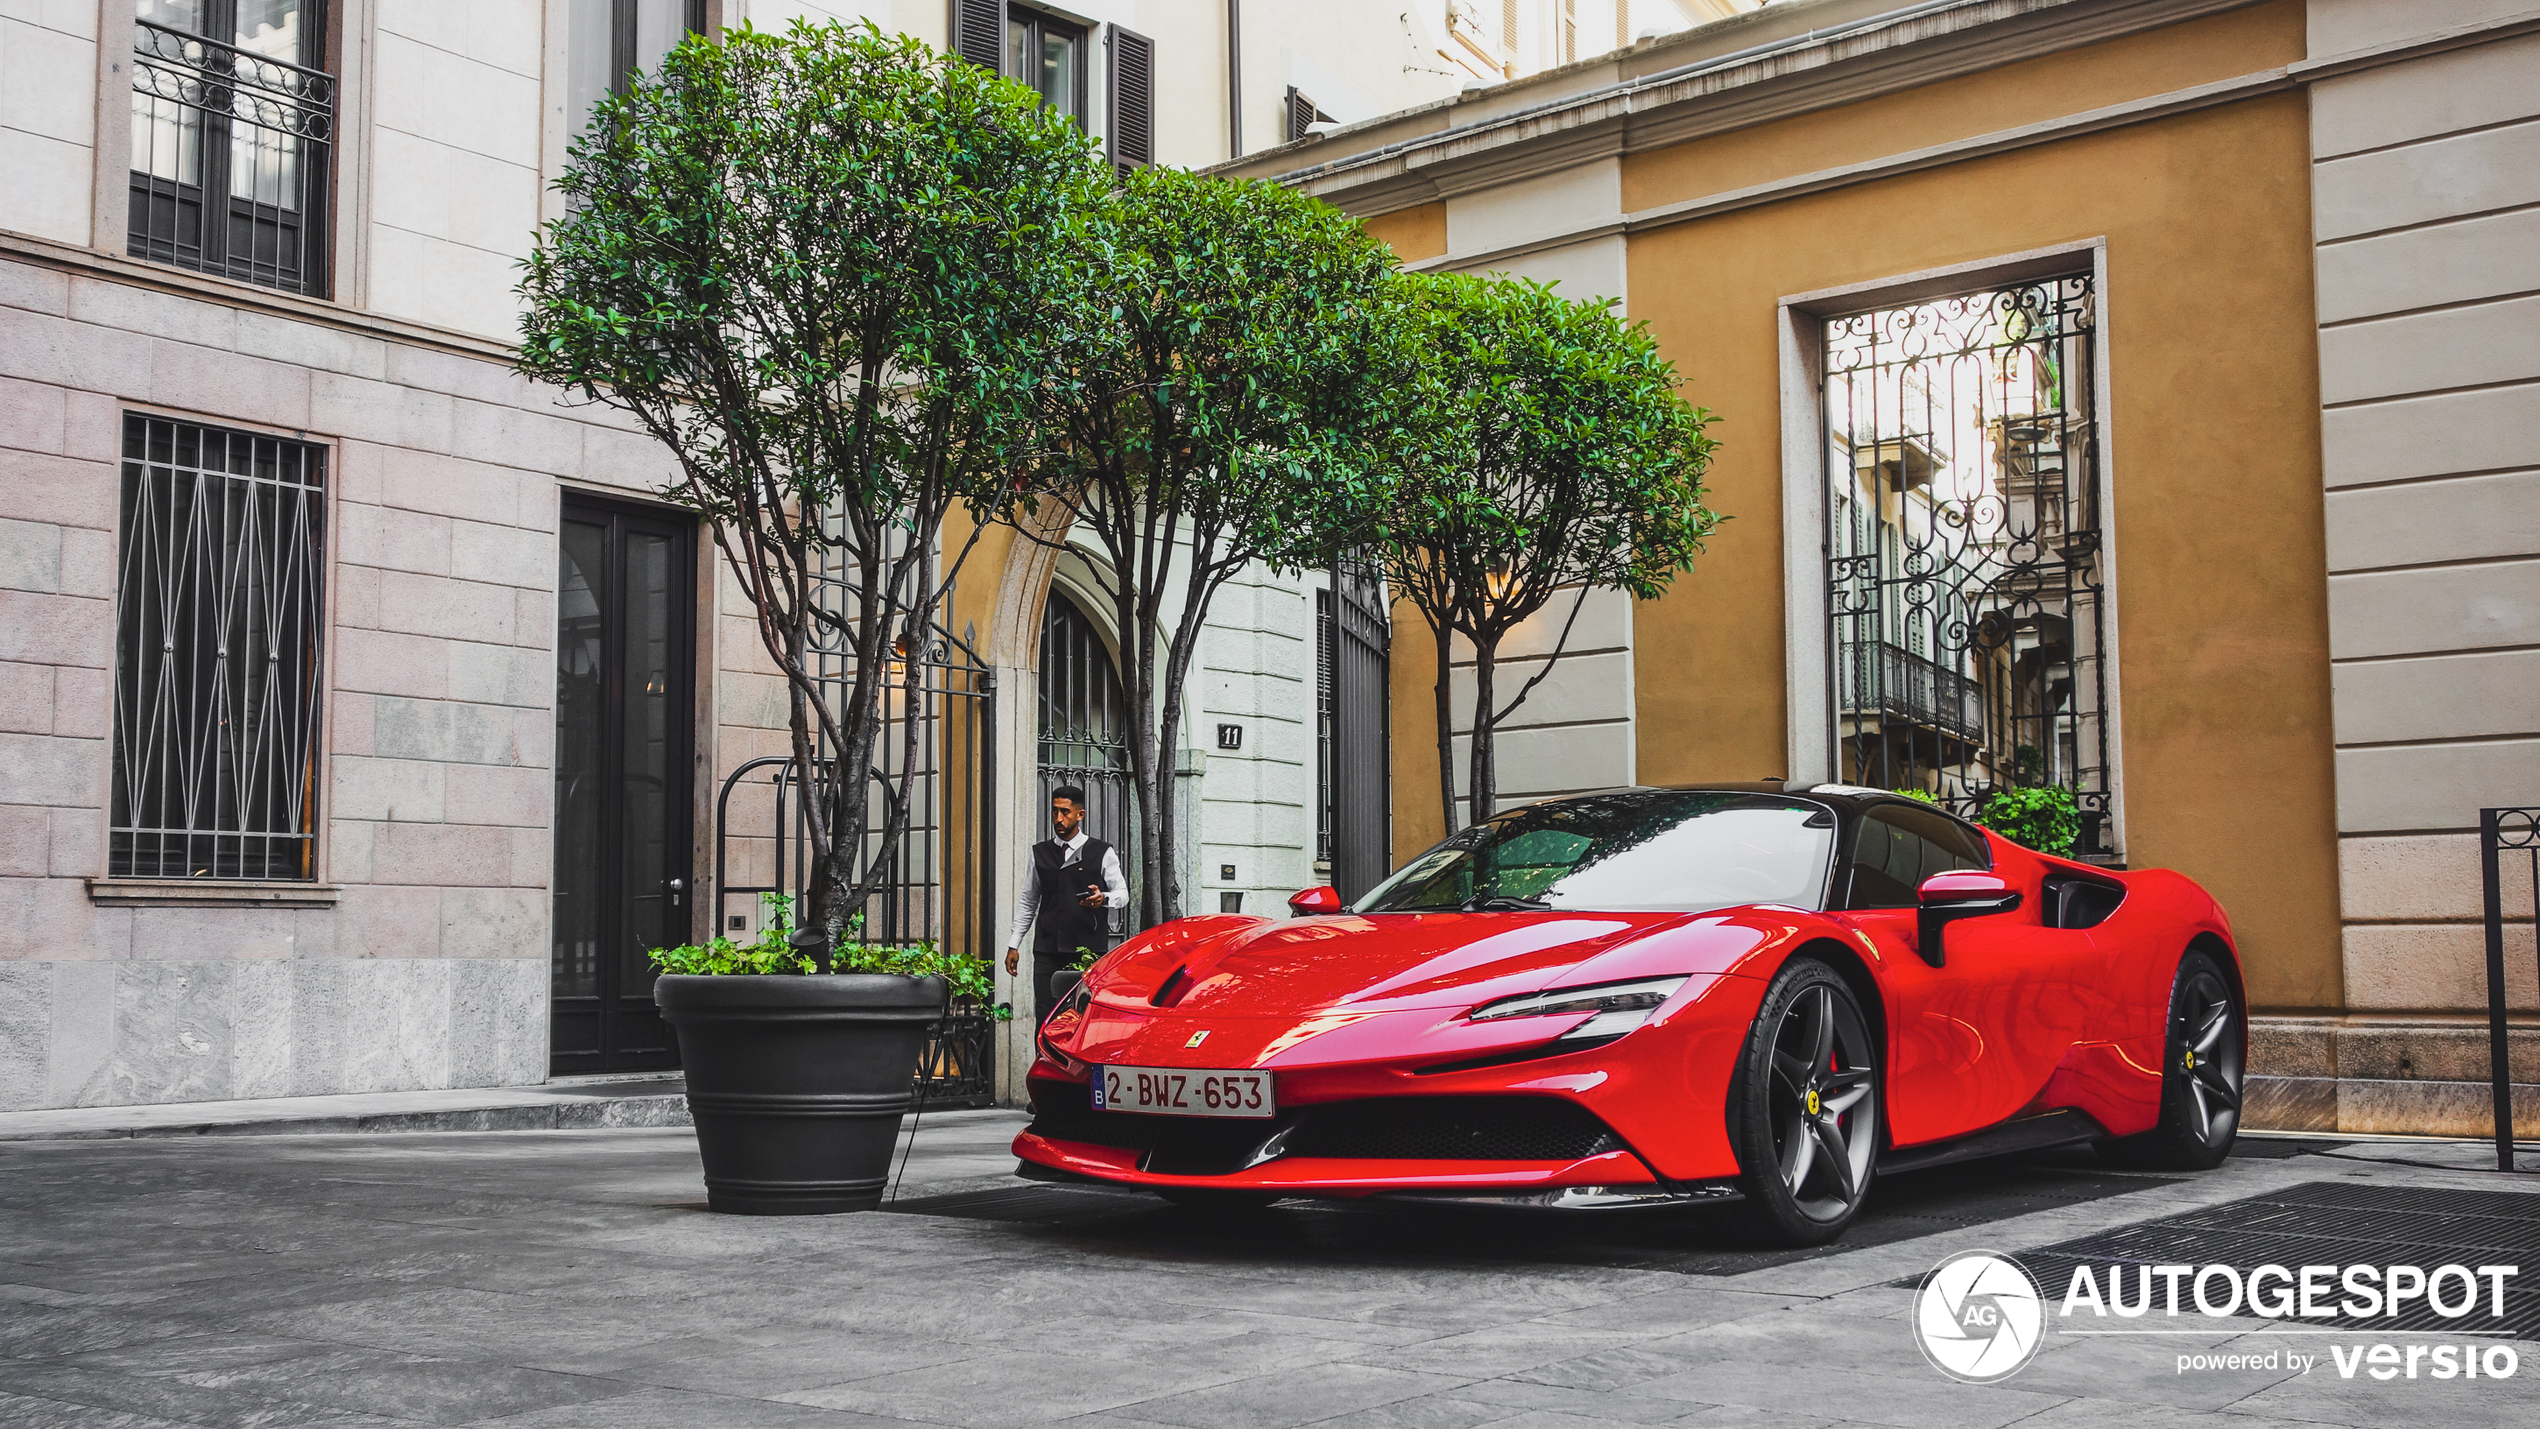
left=1037, top=588, right=1134, bottom=937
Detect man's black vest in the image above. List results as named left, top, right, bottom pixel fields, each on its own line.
left=1030, top=837, right=1114, bottom=956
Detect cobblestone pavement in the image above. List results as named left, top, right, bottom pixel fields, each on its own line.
left=2, top=1110, right=2534, bottom=1428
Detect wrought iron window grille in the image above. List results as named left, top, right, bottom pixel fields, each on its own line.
left=111, top=414, right=326, bottom=881
left=129, top=15, right=334, bottom=296
left=1037, top=589, right=1134, bottom=939
left=1325, top=554, right=1392, bottom=899
left=1823, top=274, right=2114, bottom=856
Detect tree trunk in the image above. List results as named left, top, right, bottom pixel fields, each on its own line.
left=1432, top=618, right=1458, bottom=834
left=1468, top=633, right=1502, bottom=824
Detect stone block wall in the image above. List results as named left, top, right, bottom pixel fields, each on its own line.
left=2245, top=0, right=2540, bottom=1136
left=0, top=246, right=677, bottom=1111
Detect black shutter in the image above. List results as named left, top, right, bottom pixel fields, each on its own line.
left=1108, top=25, right=1154, bottom=173
left=1285, top=86, right=1333, bottom=143
left=950, top=0, right=1003, bottom=73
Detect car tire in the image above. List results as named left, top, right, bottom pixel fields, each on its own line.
left=2101, top=948, right=2243, bottom=1171
left=1726, top=957, right=1880, bottom=1248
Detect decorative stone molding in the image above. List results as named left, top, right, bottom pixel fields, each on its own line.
left=86, top=879, right=345, bottom=908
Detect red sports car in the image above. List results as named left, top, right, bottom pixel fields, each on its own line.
left=1013, top=784, right=2245, bottom=1245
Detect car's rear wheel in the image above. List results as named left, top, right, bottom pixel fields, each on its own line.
left=1727, top=957, right=1879, bottom=1247
left=2102, top=948, right=2243, bottom=1170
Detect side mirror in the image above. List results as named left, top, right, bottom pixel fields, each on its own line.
left=1915, top=870, right=2022, bottom=968
left=1050, top=968, right=1083, bottom=1003
left=1288, top=885, right=1343, bottom=916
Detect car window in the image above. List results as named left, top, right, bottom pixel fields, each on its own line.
left=1840, top=803, right=1991, bottom=909
left=1354, top=790, right=1836, bottom=914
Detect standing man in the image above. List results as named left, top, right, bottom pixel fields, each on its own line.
left=1004, top=785, right=1130, bottom=1017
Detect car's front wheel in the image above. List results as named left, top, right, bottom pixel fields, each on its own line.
left=2102, top=948, right=2243, bottom=1170
left=1727, top=957, right=1880, bottom=1247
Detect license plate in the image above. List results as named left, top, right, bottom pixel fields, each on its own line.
left=1091, top=1066, right=1275, bottom=1119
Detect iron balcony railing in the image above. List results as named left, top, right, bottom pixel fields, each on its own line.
left=129, top=18, right=334, bottom=296
left=1839, top=639, right=1984, bottom=741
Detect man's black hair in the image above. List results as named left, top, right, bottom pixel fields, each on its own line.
left=1051, top=785, right=1087, bottom=808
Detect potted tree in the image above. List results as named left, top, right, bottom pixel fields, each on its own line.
left=650, top=899, right=996, bottom=1214
left=517, top=22, right=1095, bottom=1212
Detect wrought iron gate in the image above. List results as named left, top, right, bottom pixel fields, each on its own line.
left=1824, top=274, right=2114, bottom=856
left=711, top=618, right=998, bottom=1107
left=1319, top=556, right=1392, bottom=900
left=1038, top=588, right=1136, bottom=938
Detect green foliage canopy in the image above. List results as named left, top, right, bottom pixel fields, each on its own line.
left=516, top=21, right=1103, bottom=954
left=1374, top=273, right=1721, bottom=825
left=1023, top=167, right=1400, bottom=924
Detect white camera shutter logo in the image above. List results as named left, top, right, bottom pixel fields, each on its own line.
left=1914, top=1251, right=2047, bottom=1383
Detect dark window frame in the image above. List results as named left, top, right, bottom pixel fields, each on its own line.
left=128, top=0, right=336, bottom=298
left=1005, top=4, right=1090, bottom=129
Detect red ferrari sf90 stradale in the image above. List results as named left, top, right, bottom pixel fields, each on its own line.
left=1013, top=784, right=2244, bottom=1245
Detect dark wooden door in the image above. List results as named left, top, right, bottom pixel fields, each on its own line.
left=551, top=495, right=694, bottom=1073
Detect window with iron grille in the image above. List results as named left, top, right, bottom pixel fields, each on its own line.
left=129, top=1, right=334, bottom=297
left=111, top=415, right=327, bottom=880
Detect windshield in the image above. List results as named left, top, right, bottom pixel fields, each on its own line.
left=1354, top=791, right=1836, bottom=914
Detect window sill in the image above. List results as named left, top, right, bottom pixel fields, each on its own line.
left=85, top=878, right=342, bottom=908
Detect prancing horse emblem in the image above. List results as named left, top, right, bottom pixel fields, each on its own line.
left=1185, top=1030, right=1210, bottom=1048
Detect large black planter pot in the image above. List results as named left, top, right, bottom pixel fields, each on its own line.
left=655, top=973, right=947, bottom=1215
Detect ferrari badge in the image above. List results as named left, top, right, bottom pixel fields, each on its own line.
left=1185, top=1030, right=1210, bottom=1048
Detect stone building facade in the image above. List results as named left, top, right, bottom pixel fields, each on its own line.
left=0, top=1, right=1736, bottom=1111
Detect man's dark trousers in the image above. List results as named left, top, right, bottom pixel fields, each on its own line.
left=1030, top=835, right=1114, bottom=1016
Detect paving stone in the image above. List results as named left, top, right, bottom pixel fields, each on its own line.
left=0, top=1124, right=2532, bottom=1429
left=1624, top=1361, right=2069, bottom=1429
left=1446, top=1380, right=1709, bottom=1424
left=0, top=1388, right=206, bottom=1429
left=0, top=1358, right=353, bottom=1427
left=1116, top=1362, right=1478, bottom=1429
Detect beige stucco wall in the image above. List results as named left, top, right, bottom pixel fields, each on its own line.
left=1367, top=1, right=2347, bottom=1016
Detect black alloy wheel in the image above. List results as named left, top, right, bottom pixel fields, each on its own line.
left=2103, top=948, right=2244, bottom=1170
left=1728, top=957, right=1880, bottom=1246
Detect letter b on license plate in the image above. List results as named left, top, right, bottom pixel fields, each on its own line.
left=1091, top=1065, right=1274, bottom=1118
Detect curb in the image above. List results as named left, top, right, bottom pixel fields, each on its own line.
left=0, top=1091, right=693, bottom=1142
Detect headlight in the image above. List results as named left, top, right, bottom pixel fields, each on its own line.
left=1037, top=982, right=1094, bottom=1073
left=1466, top=976, right=1688, bottom=1042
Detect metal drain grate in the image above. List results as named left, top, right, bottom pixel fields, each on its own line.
left=1939, top=1181, right=2540, bottom=1341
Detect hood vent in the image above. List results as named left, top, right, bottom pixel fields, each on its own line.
left=1149, top=965, right=1192, bottom=1008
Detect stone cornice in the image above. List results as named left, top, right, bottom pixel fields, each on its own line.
left=0, top=229, right=516, bottom=365
left=1264, top=0, right=2270, bottom=218
left=1410, top=65, right=2294, bottom=274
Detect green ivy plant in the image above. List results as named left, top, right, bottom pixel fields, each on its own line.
left=650, top=893, right=1009, bottom=1018
left=1977, top=785, right=2082, bottom=858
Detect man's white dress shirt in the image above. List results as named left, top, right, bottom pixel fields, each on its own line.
left=1006, top=830, right=1130, bottom=949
